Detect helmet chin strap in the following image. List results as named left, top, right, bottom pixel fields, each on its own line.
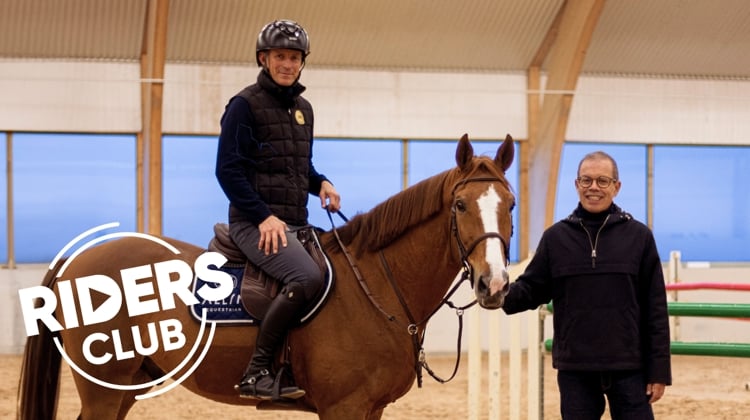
left=259, top=52, right=270, bottom=73
left=296, top=60, right=306, bottom=81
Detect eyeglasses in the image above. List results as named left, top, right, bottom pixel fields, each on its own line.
left=577, top=176, right=617, bottom=188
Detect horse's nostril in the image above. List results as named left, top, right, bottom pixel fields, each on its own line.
left=477, top=275, right=488, bottom=292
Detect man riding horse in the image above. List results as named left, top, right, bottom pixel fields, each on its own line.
left=215, top=19, right=341, bottom=400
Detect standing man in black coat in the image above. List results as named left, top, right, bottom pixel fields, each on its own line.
left=503, top=151, right=671, bottom=419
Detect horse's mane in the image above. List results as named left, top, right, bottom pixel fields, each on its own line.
left=324, top=155, right=511, bottom=256
left=324, top=169, right=451, bottom=255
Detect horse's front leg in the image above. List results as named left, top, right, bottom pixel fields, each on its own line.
left=367, top=408, right=385, bottom=420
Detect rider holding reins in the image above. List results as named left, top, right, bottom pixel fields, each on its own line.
left=215, top=19, right=341, bottom=401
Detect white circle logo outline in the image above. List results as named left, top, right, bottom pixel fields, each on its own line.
left=49, top=222, right=216, bottom=399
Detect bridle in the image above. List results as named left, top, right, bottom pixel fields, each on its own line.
left=326, top=176, right=514, bottom=386
left=450, top=176, right=512, bottom=285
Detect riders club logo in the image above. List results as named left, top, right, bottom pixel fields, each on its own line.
left=17, top=222, right=233, bottom=399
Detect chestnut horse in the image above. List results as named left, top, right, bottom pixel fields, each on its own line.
left=18, top=134, right=516, bottom=420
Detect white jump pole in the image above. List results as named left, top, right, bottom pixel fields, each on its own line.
left=509, top=313, right=521, bottom=420
left=668, top=251, right=681, bottom=341
left=508, top=256, right=534, bottom=420
left=469, top=257, right=534, bottom=420
left=527, top=307, right=542, bottom=420
left=468, top=292, right=482, bottom=420
left=488, top=310, right=502, bottom=419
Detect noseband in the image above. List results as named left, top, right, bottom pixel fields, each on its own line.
left=450, top=177, right=512, bottom=284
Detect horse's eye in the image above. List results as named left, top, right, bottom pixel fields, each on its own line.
left=455, top=200, right=466, bottom=213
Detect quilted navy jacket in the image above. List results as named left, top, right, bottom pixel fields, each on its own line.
left=215, top=70, right=328, bottom=227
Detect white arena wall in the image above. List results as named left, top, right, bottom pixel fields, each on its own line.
left=1, top=59, right=750, bottom=354
left=2, top=59, right=750, bottom=143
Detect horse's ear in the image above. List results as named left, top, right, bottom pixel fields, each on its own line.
left=495, top=134, right=515, bottom=172
left=456, top=133, right=474, bottom=171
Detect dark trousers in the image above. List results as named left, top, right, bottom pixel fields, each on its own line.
left=557, top=370, right=654, bottom=420
left=229, top=221, right=323, bottom=301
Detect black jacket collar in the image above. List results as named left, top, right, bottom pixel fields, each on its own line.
left=257, top=69, right=306, bottom=108
left=564, top=203, right=632, bottom=225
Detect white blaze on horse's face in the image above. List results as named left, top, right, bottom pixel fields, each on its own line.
left=476, top=184, right=510, bottom=304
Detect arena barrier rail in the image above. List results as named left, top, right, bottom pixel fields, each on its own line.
left=468, top=250, right=750, bottom=420
left=544, top=301, right=750, bottom=358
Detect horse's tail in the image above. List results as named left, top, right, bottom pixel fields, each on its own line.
left=16, top=260, right=64, bottom=420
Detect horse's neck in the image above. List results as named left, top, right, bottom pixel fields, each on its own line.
left=376, top=213, right=460, bottom=320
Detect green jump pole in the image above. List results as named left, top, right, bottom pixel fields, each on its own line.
left=543, top=339, right=750, bottom=358
left=545, top=302, right=750, bottom=318
left=667, top=302, right=750, bottom=317
left=671, top=341, right=750, bottom=358
left=543, top=301, right=750, bottom=357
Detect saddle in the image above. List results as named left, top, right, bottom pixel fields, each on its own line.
left=208, top=223, right=329, bottom=321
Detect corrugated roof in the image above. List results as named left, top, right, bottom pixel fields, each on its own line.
left=586, top=0, right=750, bottom=78
left=0, top=0, right=145, bottom=60
left=1, top=0, right=749, bottom=79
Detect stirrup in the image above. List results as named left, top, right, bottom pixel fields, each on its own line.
left=271, top=368, right=306, bottom=400
left=235, top=369, right=305, bottom=401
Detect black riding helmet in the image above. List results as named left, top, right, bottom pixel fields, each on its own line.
left=256, top=19, right=310, bottom=66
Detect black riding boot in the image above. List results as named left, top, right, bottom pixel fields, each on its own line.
left=236, top=284, right=308, bottom=400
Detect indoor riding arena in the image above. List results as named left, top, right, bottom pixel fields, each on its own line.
left=2, top=1, right=749, bottom=419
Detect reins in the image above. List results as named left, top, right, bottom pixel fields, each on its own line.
left=378, top=250, right=476, bottom=386
left=326, top=210, right=473, bottom=386
left=325, top=174, right=511, bottom=387
left=326, top=210, right=397, bottom=322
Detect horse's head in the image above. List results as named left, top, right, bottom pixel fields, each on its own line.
left=450, top=133, right=515, bottom=309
